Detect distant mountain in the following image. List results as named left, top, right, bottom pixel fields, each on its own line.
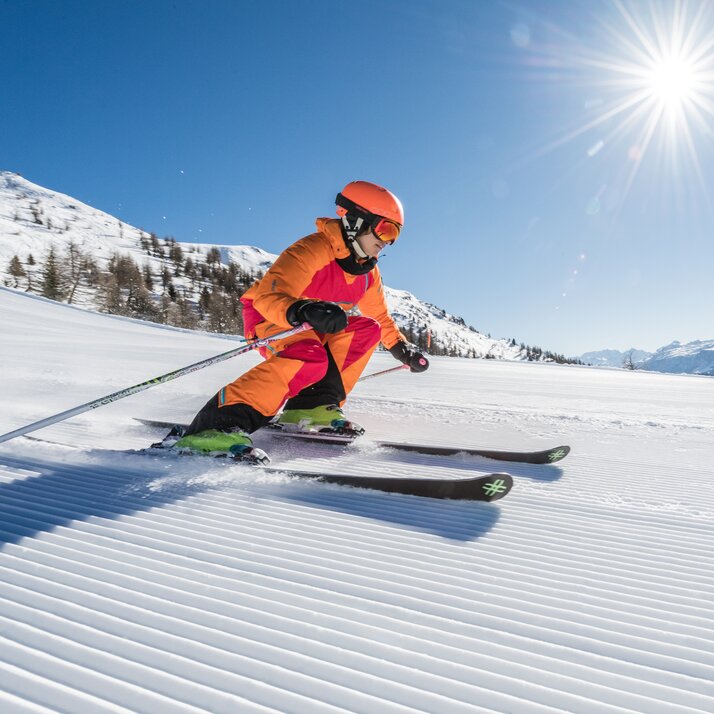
left=0, top=170, right=573, bottom=363
left=579, top=348, right=653, bottom=368
left=579, top=342, right=714, bottom=376
left=641, top=340, right=714, bottom=376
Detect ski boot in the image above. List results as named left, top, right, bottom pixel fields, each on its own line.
left=273, top=404, right=364, bottom=440
left=151, top=424, right=186, bottom=449
left=172, top=429, right=270, bottom=465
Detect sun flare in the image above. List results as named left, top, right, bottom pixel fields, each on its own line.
left=527, top=0, right=714, bottom=205
left=646, top=55, right=697, bottom=109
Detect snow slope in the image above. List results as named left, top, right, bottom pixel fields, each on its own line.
left=0, top=170, right=526, bottom=360
left=1, top=286, right=713, bottom=713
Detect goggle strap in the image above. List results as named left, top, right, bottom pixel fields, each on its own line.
left=336, top=193, right=368, bottom=218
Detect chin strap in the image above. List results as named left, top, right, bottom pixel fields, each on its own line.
left=340, top=214, right=371, bottom=260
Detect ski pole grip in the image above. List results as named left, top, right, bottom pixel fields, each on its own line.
left=253, top=322, right=310, bottom=348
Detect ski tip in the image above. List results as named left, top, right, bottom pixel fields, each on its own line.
left=478, top=473, right=513, bottom=501
left=546, top=445, right=571, bottom=463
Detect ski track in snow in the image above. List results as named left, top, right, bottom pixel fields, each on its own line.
left=1, top=288, right=713, bottom=713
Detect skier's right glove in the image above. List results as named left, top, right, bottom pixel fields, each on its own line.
left=287, top=299, right=348, bottom=334
left=389, top=341, right=430, bottom=373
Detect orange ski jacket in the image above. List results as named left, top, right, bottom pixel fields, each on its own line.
left=241, top=218, right=405, bottom=349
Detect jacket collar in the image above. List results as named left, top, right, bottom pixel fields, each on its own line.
left=315, top=217, right=351, bottom=259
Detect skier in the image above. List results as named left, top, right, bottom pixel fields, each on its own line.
left=170, top=180, right=429, bottom=462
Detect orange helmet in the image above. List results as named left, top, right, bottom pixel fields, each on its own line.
left=336, top=180, right=404, bottom=227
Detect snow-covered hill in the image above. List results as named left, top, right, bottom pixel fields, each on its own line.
left=640, top=339, right=714, bottom=376
left=1, top=287, right=713, bottom=713
left=0, top=170, right=273, bottom=303
left=580, top=341, right=714, bottom=376
left=0, top=170, right=537, bottom=361
left=579, top=348, right=653, bottom=368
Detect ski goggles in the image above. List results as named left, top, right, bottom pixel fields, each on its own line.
left=336, top=192, right=402, bottom=243
left=371, top=217, right=401, bottom=244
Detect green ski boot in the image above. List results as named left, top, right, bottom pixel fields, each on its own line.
left=276, top=404, right=364, bottom=436
left=174, top=429, right=270, bottom=465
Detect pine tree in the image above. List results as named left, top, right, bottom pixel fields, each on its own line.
left=143, top=264, right=154, bottom=291
left=206, top=247, right=222, bottom=265
left=63, top=242, right=98, bottom=304
left=150, top=233, right=162, bottom=256
left=207, top=291, right=228, bottom=332
left=623, top=351, right=638, bottom=371
left=169, top=243, right=184, bottom=272
left=99, top=274, right=124, bottom=314
left=184, top=256, right=197, bottom=286
left=8, top=255, right=26, bottom=287
left=41, top=247, right=64, bottom=300
left=198, top=286, right=211, bottom=319
left=160, top=265, right=174, bottom=293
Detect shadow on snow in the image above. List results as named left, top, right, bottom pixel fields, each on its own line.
left=0, top=449, right=503, bottom=548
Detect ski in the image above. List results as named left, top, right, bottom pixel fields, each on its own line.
left=134, top=418, right=570, bottom=464
left=19, top=433, right=512, bottom=501
left=261, top=468, right=513, bottom=501
left=147, top=449, right=513, bottom=500
left=377, top=442, right=570, bottom=465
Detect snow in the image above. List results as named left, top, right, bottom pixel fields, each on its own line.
left=0, top=171, right=525, bottom=361
left=642, top=339, right=714, bottom=376
left=579, top=348, right=654, bottom=368
left=0, top=170, right=274, bottom=308
left=1, top=286, right=714, bottom=713
left=580, top=342, right=714, bottom=376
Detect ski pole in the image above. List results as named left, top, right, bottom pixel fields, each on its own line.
left=0, top=323, right=311, bottom=445
left=358, top=364, right=410, bottom=382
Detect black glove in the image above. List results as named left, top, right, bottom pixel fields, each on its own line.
left=287, top=299, right=348, bottom=334
left=389, top=341, right=429, bottom=373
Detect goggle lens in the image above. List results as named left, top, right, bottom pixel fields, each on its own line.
left=373, top=218, right=401, bottom=243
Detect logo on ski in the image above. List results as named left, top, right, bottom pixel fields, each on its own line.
left=482, top=478, right=509, bottom=497
left=548, top=448, right=568, bottom=462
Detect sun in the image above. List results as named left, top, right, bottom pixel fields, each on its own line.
left=525, top=0, right=714, bottom=205
left=598, top=0, right=714, bottom=134
left=646, top=54, right=697, bottom=109
left=600, top=0, right=714, bottom=199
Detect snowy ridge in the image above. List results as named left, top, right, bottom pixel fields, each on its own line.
left=0, top=170, right=274, bottom=293
left=579, top=341, right=714, bottom=376
left=579, top=348, right=654, bottom=368
left=0, top=170, right=526, bottom=360
left=384, top=286, right=520, bottom=359
left=641, top=339, right=714, bottom=376
left=1, top=288, right=713, bottom=712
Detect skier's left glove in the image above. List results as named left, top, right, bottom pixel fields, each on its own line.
left=389, top=341, right=429, bottom=373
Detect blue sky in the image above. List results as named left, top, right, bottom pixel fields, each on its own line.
left=2, top=0, right=713, bottom=356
